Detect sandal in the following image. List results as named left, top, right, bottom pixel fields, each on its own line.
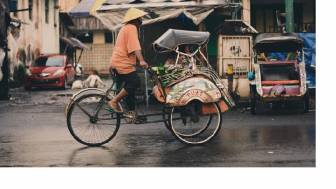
left=106, top=101, right=123, bottom=113
left=105, top=107, right=123, bottom=113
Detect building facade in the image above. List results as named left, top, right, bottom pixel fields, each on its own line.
left=8, top=0, right=59, bottom=80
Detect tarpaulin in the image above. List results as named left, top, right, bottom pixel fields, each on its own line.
left=94, top=0, right=231, bottom=31
left=69, top=0, right=106, bottom=17
left=298, top=33, right=316, bottom=88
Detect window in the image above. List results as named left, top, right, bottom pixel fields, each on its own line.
left=32, top=57, right=64, bottom=67
left=105, top=32, right=113, bottom=43
left=28, top=0, right=33, bottom=20
left=45, top=0, right=49, bottom=23
left=76, top=33, right=93, bottom=43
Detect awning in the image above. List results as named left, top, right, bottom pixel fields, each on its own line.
left=60, top=36, right=92, bottom=50
left=94, top=0, right=232, bottom=31
left=69, top=0, right=106, bottom=17
left=59, top=0, right=79, bottom=13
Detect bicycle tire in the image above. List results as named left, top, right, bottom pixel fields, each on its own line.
left=302, top=85, right=310, bottom=113
left=169, top=101, right=221, bottom=145
left=67, top=93, right=121, bottom=146
left=162, top=106, right=172, bottom=132
left=250, top=85, right=257, bottom=115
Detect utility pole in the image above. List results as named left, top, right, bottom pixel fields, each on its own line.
left=0, top=1, right=10, bottom=100
left=285, top=0, right=295, bottom=32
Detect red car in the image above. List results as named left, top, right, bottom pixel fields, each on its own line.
left=24, top=54, right=76, bottom=90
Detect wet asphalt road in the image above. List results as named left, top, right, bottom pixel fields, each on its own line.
left=0, top=82, right=315, bottom=167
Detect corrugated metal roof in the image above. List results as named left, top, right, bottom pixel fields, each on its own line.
left=94, top=0, right=231, bottom=31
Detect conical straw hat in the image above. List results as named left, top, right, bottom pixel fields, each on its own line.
left=122, top=7, right=148, bottom=24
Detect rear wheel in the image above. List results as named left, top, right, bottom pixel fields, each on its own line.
left=66, top=93, right=121, bottom=146
left=169, top=101, right=221, bottom=145
left=163, top=106, right=172, bottom=132
left=250, top=85, right=257, bottom=115
left=303, top=85, right=309, bottom=113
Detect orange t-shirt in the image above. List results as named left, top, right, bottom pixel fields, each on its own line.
left=109, top=24, right=141, bottom=74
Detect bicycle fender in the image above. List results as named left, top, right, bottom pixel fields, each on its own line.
left=165, top=77, right=221, bottom=107
left=65, top=88, right=107, bottom=116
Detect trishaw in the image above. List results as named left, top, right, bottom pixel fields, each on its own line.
left=250, top=33, right=309, bottom=114
left=65, top=29, right=235, bottom=146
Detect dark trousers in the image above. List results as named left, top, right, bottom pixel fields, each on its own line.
left=115, top=71, right=141, bottom=111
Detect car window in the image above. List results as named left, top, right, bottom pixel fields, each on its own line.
left=32, top=57, right=64, bottom=67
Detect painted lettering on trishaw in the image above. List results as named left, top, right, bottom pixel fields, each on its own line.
left=179, top=89, right=212, bottom=105
left=185, top=90, right=204, bottom=98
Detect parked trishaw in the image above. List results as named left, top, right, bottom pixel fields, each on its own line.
left=249, top=33, right=309, bottom=114
left=65, top=29, right=235, bottom=146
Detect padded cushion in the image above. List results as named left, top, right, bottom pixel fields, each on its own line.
left=261, top=80, right=300, bottom=85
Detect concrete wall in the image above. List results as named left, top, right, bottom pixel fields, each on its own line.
left=242, top=0, right=251, bottom=24
left=93, top=32, right=105, bottom=44
left=76, top=43, right=113, bottom=75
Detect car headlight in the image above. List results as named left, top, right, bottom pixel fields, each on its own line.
left=26, top=69, right=32, bottom=76
left=54, top=69, right=64, bottom=76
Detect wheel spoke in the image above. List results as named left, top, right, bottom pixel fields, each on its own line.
left=169, top=101, right=222, bottom=145
left=67, top=93, right=120, bottom=146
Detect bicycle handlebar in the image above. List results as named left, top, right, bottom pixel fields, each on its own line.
left=146, top=66, right=154, bottom=76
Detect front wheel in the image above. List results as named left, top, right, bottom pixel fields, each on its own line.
left=66, top=93, right=121, bottom=146
left=169, top=101, right=222, bottom=145
left=63, top=77, right=68, bottom=89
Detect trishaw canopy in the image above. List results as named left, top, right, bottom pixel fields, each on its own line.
left=151, top=29, right=210, bottom=53
left=253, top=33, right=305, bottom=53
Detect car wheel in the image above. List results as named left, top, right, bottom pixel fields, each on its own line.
left=63, top=77, right=68, bottom=89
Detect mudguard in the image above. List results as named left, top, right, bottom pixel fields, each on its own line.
left=65, top=88, right=106, bottom=116
left=165, top=77, right=221, bottom=107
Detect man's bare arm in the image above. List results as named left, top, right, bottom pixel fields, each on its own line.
left=134, top=50, right=148, bottom=69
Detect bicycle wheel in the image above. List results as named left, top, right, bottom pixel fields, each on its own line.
left=162, top=106, right=172, bottom=132
left=67, top=93, right=121, bottom=146
left=250, top=85, right=257, bottom=115
left=169, top=101, right=222, bottom=145
left=302, top=85, right=309, bottom=113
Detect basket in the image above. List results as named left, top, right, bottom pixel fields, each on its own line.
left=159, top=69, right=193, bottom=88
